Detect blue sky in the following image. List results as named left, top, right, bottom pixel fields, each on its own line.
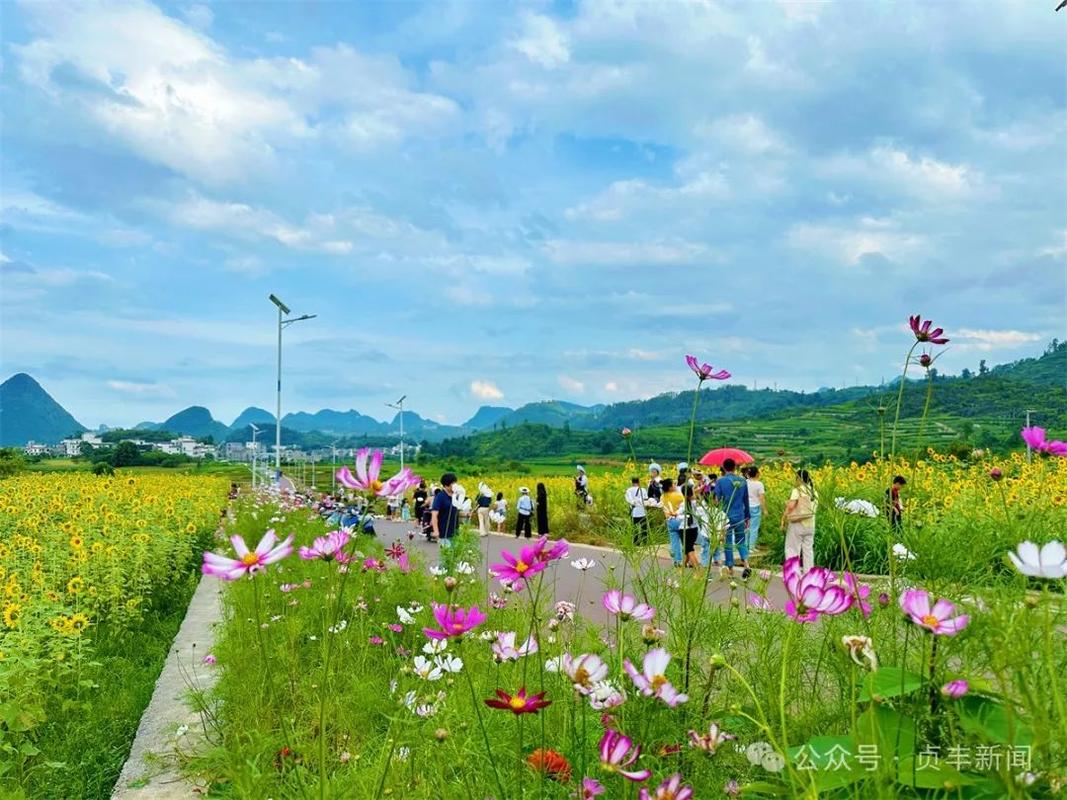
left=1, top=0, right=1064, bottom=428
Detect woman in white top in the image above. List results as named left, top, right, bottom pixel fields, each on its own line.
left=781, top=469, right=818, bottom=572
left=490, top=492, right=508, bottom=533
left=744, top=465, right=767, bottom=552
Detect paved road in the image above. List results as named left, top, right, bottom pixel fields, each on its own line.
left=371, top=519, right=790, bottom=626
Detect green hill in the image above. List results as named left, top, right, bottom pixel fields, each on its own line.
left=0, top=373, right=86, bottom=445
left=159, top=406, right=230, bottom=441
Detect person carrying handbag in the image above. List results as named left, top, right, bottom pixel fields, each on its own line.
left=781, top=469, right=817, bottom=572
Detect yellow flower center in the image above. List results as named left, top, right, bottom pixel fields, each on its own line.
left=651, top=674, right=667, bottom=690
left=508, top=696, right=527, bottom=710
left=452, top=622, right=465, bottom=631
left=515, top=560, right=530, bottom=574
left=921, top=614, right=939, bottom=628
left=241, top=553, right=260, bottom=566
left=574, top=667, right=589, bottom=685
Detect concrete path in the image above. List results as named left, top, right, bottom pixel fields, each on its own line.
left=110, top=574, right=223, bottom=799
left=372, top=519, right=790, bottom=625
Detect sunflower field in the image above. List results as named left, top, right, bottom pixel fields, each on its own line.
left=0, top=471, right=228, bottom=797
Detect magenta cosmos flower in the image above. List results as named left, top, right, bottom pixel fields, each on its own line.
left=202, top=530, right=293, bottom=580
left=1021, top=426, right=1067, bottom=456
left=603, top=589, right=655, bottom=622
left=422, top=603, right=487, bottom=640
left=639, top=773, right=694, bottom=800
left=941, top=679, right=969, bottom=699
left=573, top=778, right=606, bottom=799
left=624, top=648, right=688, bottom=707
left=688, top=722, right=735, bottom=754
left=900, top=589, right=970, bottom=636
left=380, top=466, right=422, bottom=497
left=336, top=447, right=384, bottom=492
left=298, top=529, right=350, bottom=561
left=908, top=314, right=949, bottom=345
left=685, top=354, right=731, bottom=382
left=490, top=542, right=549, bottom=585
left=484, top=687, right=552, bottom=715
left=598, top=730, right=651, bottom=782
left=782, top=557, right=852, bottom=622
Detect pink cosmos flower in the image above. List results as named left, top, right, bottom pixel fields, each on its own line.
left=724, top=779, right=741, bottom=797
left=941, top=679, right=969, bottom=699
left=385, top=541, right=406, bottom=560
left=484, top=687, right=552, bottom=715
left=362, top=557, right=386, bottom=572
left=336, top=448, right=384, bottom=492
left=639, top=773, right=693, bottom=800
left=369, top=635, right=384, bottom=645
left=202, top=530, right=294, bottom=580
left=908, top=315, right=949, bottom=345
left=491, top=631, right=538, bottom=662
left=749, top=594, right=774, bottom=612
left=378, top=466, right=422, bottom=498
left=685, top=354, right=731, bottom=382
left=298, top=530, right=351, bottom=561
left=563, top=653, right=609, bottom=695
left=202, top=654, right=217, bottom=665
left=490, top=542, right=549, bottom=585
left=900, top=589, right=970, bottom=636
left=1021, top=426, right=1067, bottom=456
left=782, top=557, right=852, bottom=622
left=598, top=730, right=651, bottom=782
left=621, top=427, right=632, bottom=438
left=423, top=603, right=488, bottom=640
left=573, top=777, right=606, bottom=799
left=832, top=570, right=872, bottom=618
left=688, top=722, right=735, bottom=754
left=603, top=590, right=655, bottom=622
left=624, top=648, right=689, bottom=707
left=539, top=537, right=570, bottom=563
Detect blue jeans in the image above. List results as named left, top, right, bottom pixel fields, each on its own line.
left=667, top=517, right=683, bottom=564
left=698, top=531, right=712, bottom=567
left=714, top=520, right=749, bottom=567
left=747, top=506, right=762, bottom=551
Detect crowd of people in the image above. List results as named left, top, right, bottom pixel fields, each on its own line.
left=330, top=459, right=908, bottom=575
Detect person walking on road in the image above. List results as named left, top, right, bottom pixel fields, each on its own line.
left=782, top=469, right=818, bottom=572
left=491, top=492, right=508, bottom=533
left=574, top=466, right=590, bottom=507
left=476, top=483, right=493, bottom=537
left=536, top=483, right=550, bottom=537
left=713, top=458, right=751, bottom=573
left=660, top=478, right=684, bottom=567
left=744, top=466, right=766, bottom=552
left=515, top=486, right=534, bottom=539
left=430, top=473, right=460, bottom=547
left=625, top=476, right=650, bottom=545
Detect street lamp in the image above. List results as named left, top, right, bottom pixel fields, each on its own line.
left=386, top=394, right=407, bottom=472
left=250, top=423, right=260, bottom=489
left=269, top=293, right=316, bottom=486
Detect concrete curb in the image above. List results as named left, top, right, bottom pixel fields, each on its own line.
left=110, top=573, right=224, bottom=799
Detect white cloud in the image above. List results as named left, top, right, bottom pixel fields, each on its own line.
left=954, top=329, right=1043, bottom=351
left=511, top=13, right=570, bottom=69
left=106, top=379, right=176, bottom=398
left=604, top=381, right=619, bottom=392
left=543, top=239, right=711, bottom=266
left=786, top=217, right=926, bottom=265
left=693, top=113, right=787, bottom=155
left=182, top=4, right=213, bottom=29
left=818, top=146, right=982, bottom=201
left=1038, top=230, right=1067, bottom=260
left=470, top=380, right=504, bottom=400
left=557, top=374, right=585, bottom=394
left=566, top=172, right=729, bottom=221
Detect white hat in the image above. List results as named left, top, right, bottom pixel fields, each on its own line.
left=478, top=482, right=492, bottom=498
left=520, top=486, right=530, bottom=494
left=648, top=462, right=661, bottom=474
left=576, top=465, right=586, bottom=473
left=677, top=462, right=689, bottom=471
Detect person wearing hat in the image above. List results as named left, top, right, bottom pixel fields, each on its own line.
left=646, top=463, right=663, bottom=504
left=515, top=486, right=534, bottom=538
left=676, top=462, right=690, bottom=487
left=574, top=465, right=589, bottom=508
left=476, top=482, right=493, bottom=537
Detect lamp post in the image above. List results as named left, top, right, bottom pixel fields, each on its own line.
left=386, top=394, right=407, bottom=472
left=269, top=294, right=315, bottom=486
left=250, top=423, right=260, bottom=490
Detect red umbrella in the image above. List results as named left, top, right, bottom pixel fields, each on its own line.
left=698, top=447, right=754, bottom=467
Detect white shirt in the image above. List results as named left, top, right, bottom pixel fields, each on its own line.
left=747, top=479, right=766, bottom=510
left=495, top=499, right=507, bottom=513
left=517, top=495, right=533, bottom=515
left=624, top=486, right=647, bottom=518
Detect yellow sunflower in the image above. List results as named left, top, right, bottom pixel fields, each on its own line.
left=2, top=603, right=21, bottom=629
left=66, top=576, right=84, bottom=595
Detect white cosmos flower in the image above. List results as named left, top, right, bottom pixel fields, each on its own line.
left=408, top=602, right=423, bottom=613
left=412, top=656, right=443, bottom=681
left=434, top=654, right=463, bottom=673
left=455, top=561, right=475, bottom=575
left=892, top=543, right=916, bottom=561
left=571, top=558, right=597, bottom=571
left=422, top=639, right=448, bottom=655
left=402, top=691, right=417, bottom=709
left=414, top=703, right=437, bottom=717
left=397, top=606, right=415, bottom=624
left=1008, top=540, right=1067, bottom=579
left=545, top=655, right=566, bottom=672
left=429, top=565, right=448, bottom=577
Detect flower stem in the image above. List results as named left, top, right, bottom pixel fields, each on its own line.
left=687, top=381, right=703, bottom=467
left=915, top=368, right=934, bottom=456
left=462, top=643, right=507, bottom=800
left=890, top=342, right=918, bottom=460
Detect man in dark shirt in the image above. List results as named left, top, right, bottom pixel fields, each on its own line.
left=713, top=458, right=751, bottom=572
left=431, top=472, right=459, bottom=545
left=886, top=475, right=906, bottom=531
left=413, top=481, right=428, bottom=521
left=646, top=463, right=663, bottom=502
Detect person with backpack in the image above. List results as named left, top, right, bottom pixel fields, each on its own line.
left=781, top=469, right=818, bottom=572
left=660, top=478, right=685, bottom=567
left=515, top=486, right=534, bottom=539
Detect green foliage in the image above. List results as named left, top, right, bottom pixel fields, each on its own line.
left=0, top=449, right=27, bottom=478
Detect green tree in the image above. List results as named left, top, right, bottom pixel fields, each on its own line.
left=0, top=448, right=27, bottom=478
left=113, top=441, right=141, bottom=467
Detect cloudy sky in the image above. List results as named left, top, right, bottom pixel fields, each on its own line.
left=1, top=0, right=1064, bottom=428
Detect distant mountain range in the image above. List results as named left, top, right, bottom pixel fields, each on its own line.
left=2, top=343, right=1064, bottom=447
